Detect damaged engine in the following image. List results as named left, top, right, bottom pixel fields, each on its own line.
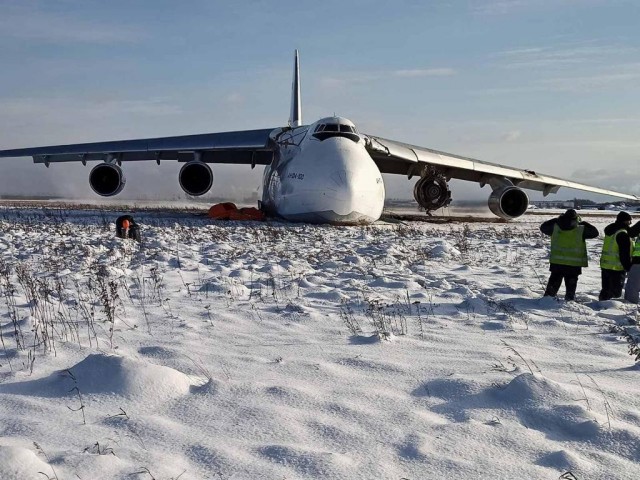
left=413, top=167, right=452, bottom=213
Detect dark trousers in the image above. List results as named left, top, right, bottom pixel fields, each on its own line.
left=599, top=269, right=626, bottom=301
left=544, top=272, right=579, bottom=300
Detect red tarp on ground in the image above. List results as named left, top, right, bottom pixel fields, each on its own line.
left=207, top=203, right=265, bottom=221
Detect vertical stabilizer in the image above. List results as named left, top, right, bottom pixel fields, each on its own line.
left=289, top=50, right=302, bottom=128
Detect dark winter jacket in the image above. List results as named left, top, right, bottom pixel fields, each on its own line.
left=602, top=221, right=635, bottom=271
left=540, top=216, right=599, bottom=239
left=540, top=216, right=599, bottom=275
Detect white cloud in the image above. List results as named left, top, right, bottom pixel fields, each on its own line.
left=318, top=77, right=348, bottom=89
left=0, top=5, right=145, bottom=44
left=472, top=61, right=640, bottom=94
left=471, top=0, right=611, bottom=16
left=539, top=69, right=640, bottom=92
left=224, top=93, right=246, bottom=106
left=571, top=168, right=640, bottom=195
left=573, top=117, right=640, bottom=125
left=501, top=130, right=522, bottom=142
left=494, top=43, right=636, bottom=69
left=394, top=68, right=456, bottom=77
left=319, top=67, right=456, bottom=90
left=0, top=97, right=182, bottom=120
left=472, top=0, right=534, bottom=16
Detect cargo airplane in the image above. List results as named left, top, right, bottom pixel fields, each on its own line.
left=1, top=51, right=638, bottom=224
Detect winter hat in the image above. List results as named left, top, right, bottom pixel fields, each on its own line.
left=617, top=211, right=632, bottom=223
left=563, top=209, right=578, bottom=219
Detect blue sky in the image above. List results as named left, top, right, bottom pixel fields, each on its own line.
left=1, top=0, right=639, bottom=201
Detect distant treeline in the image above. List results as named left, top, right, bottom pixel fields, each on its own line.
left=0, top=195, right=57, bottom=200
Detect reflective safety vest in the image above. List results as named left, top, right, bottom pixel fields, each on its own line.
left=633, top=238, right=640, bottom=258
left=600, top=229, right=629, bottom=271
left=550, top=224, right=588, bottom=267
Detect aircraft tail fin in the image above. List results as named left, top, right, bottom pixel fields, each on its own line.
left=289, top=50, right=302, bottom=128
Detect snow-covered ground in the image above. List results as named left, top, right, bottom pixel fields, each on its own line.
left=0, top=206, right=639, bottom=480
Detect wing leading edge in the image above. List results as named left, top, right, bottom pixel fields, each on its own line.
left=365, top=134, right=640, bottom=201
left=0, top=128, right=277, bottom=166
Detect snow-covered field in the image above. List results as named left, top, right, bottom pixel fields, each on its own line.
left=0, top=206, right=639, bottom=480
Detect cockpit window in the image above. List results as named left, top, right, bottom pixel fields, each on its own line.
left=312, top=122, right=360, bottom=143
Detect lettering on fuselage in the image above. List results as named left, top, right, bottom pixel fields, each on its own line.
left=287, top=172, right=305, bottom=180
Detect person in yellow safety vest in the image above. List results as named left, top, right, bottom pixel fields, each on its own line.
left=540, top=209, right=599, bottom=301
left=623, top=219, right=640, bottom=303
left=599, top=211, right=635, bottom=301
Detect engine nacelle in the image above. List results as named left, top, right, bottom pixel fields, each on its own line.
left=488, top=185, right=529, bottom=220
left=89, top=163, right=126, bottom=197
left=179, top=161, right=213, bottom=196
left=413, top=167, right=452, bottom=212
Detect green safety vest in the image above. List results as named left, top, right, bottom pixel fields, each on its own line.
left=550, top=224, right=588, bottom=267
left=633, top=238, right=640, bottom=258
left=600, top=229, right=629, bottom=271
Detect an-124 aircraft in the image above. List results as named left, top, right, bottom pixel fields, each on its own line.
left=1, top=51, right=638, bottom=224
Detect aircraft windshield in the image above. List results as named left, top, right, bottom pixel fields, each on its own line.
left=312, top=123, right=359, bottom=142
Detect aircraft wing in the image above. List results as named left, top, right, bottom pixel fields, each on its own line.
left=364, top=134, right=640, bottom=201
left=0, top=128, right=277, bottom=166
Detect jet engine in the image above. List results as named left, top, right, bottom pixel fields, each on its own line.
left=89, top=163, right=126, bottom=196
left=179, top=161, right=213, bottom=196
left=413, top=167, right=452, bottom=212
left=488, top=185, right=529, bottom=219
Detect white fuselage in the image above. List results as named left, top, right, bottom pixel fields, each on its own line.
left=261, top=116, right=385, bottom=224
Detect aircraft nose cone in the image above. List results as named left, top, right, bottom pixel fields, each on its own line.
left=323, top=168, right=369, bottom=213
left=328, top=169, right=357, bottom=200
left=315, top=148, right=385, bottom=223
left=275, top=138, right=385, bottom=224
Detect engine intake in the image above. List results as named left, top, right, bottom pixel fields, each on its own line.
left=413, top=167, right=452, bottom=212
left=89, top=163, right=126, bottom=197
left=488, top=185, right=529, bottom=219
left=179, top=161, right=213, bottom=196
